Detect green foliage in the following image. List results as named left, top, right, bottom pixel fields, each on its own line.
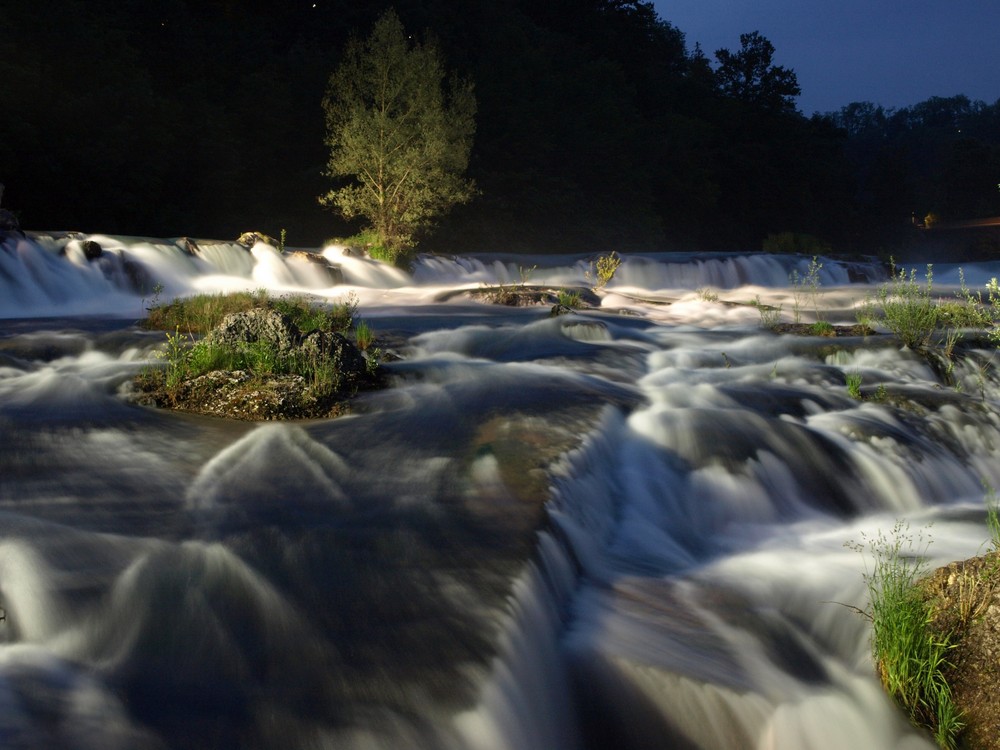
left=143, top=290, right=268, bottom=334
left=849, top=523, right=963, bottom=749
left=557, top=290, right=582, bottom=309
left=144, top=290, right=359, bottom=339
left=846, top=370, right=863, bottom=400
left=161, top=328, right=192, bottom=389
left=147, top=292, right=368, bottom=403
left=986, top=278, right=1000, bottom=346
left=318, top=9, right=476, bottom=264
left=589, top=252, right=621, bottom=291
left=867, top=262, right=941, bottom=349
left=353, top=319, right=375, bottom=351
left=277, top=228, right=287, bottom=255
left=808, top=321, right=835, bottom=336
left=696, top=287, right=719, bottom=303
left=985, top=482, right=1000, bottom=552
left=271, top=292, right=357, bottom=336
left=789, top=256, right=825, bottom=324
left=751, top=295, right=783, bottom=330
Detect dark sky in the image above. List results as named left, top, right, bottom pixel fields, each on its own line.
left=653, top=0, right=1000, bottom=115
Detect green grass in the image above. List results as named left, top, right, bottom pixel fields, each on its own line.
left=144, top=290, right=357, bottom=336
left=143, top=290, right=268, bottom=334
left=557, top=289, right=582, bottom=308
left=850, top=522, right=964, bottom=749
left=846, top=370, right=863, bottom=400
left=866, top=262, right=941, bottom=349
left=985, top=482, right=1000, bottom=552
left=353, top=318, right=375, bottom=351
left=808, top=320, right=835, bottom=336
left=144, top=290, right=366, bottom=402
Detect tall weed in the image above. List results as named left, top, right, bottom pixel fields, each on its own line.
left=869, top=262, right=940, bottom=349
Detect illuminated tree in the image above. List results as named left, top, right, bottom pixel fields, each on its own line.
left=319, top=9, right=476, bottom=263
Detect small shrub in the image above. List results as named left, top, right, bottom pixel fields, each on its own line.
left=696, top=287, right=719, bottom=302
left=272, top=292, right=357, bottom=335
left=869, top=261, right=941, bottom=349
left=752, top=295, right=782, bottom=329
left=589, top=251, right=621, bottom=291
left=789, top=255, right=825, bottom=324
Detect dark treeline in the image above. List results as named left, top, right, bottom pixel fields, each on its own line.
left=3, top=0, right=999, bottom=254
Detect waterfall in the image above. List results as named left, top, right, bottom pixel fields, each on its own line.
left=0, top=230, right=996, bottom=749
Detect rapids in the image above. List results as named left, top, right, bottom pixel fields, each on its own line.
left=1, top=230, right=997, bottom=749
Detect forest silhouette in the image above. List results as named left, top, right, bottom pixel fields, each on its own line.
left=3, top=0, right=999, bottom=256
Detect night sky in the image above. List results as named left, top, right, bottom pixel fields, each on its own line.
left=653, top=0, right=1000, bottom=115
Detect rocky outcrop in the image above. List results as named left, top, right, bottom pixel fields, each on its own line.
left=81, top=239, right=103, bottom=260
left=236, top=231, right=277, bottom=249
left=206, top=308, right=302, bottom=354
left=920, top=552, right=1000, bottom=750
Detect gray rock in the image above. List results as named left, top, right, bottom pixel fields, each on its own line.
left=207, top=308, right=301, bottom=353
left=301, top=330, right=369, bottom=380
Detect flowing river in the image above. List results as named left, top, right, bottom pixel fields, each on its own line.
left=1, top=231, right=998, bottom=749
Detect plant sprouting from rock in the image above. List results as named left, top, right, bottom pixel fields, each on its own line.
left=789, top=255, right=824, bottom=323
left=588, top=251, right=621, bottom=291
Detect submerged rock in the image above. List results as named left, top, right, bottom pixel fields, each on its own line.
left=285, top=251, right=345, bottom=285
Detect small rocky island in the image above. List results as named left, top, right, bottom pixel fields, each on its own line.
left=133, top=293, right=385, bottom=420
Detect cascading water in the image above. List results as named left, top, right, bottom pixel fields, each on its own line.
left=0, top=231, right=994, bottom=749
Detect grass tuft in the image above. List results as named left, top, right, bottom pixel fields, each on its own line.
left=848, top=522, right=964, bottom=749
